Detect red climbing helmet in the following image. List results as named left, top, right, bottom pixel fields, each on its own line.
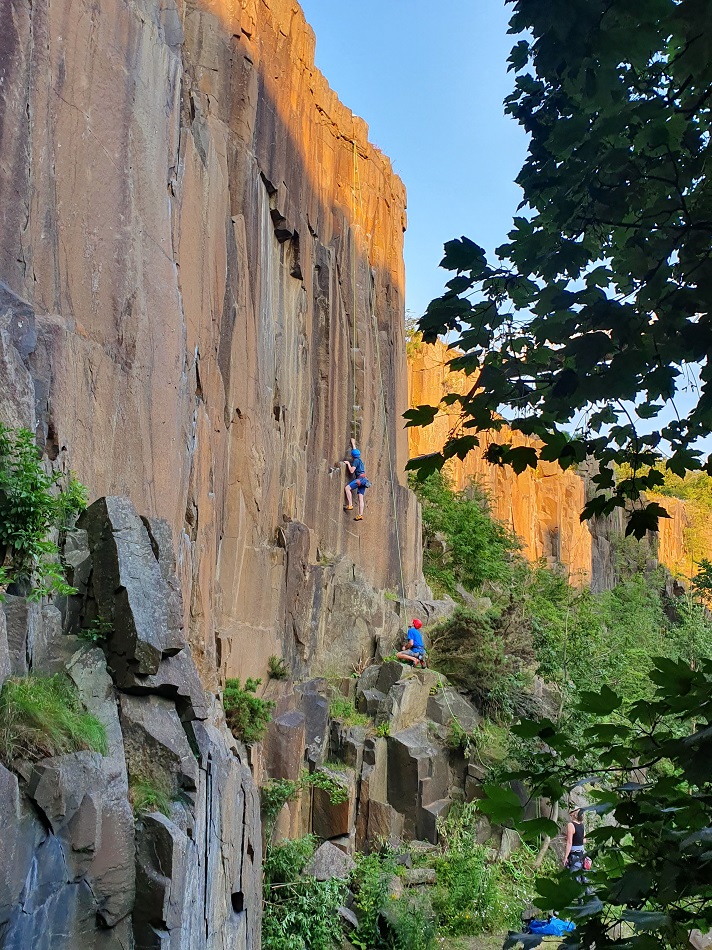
left=411, top=618, right=422, bottom=629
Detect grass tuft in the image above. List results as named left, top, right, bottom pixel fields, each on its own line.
left=328, top=694, right=370, bottom=727
left=0, top=674, right=108, bottom=764
left=129, top=774, right=174, bottom=817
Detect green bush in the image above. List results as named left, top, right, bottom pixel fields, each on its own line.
left=0, top=425, right=87, bottom=600
left=351, top=851, right=397, bottom=949
left=387, top=896, right=437, bottom=950
left=411, top=471, right=518, bottom=597
left=429, top=606, right=536, bottom=720
left=262, top=835, right=346, bottom=950
left=77, top=616, right=113, bottom=645
left=267, top=655, right=289, bottom=680
left=0, top=674, right=107, bottom=763
left=223, top=677, right=274, bottom=744
left=432, top=802, right=516, bottom=936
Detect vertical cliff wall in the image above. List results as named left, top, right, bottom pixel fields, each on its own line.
left=0, top=0, right=424, bottom=685
left=408, top=341, right=594, bottom=582
left=407, top=341, right=695, bottom=587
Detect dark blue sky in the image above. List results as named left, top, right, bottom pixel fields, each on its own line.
left=299, top=0, right=527, bottom=319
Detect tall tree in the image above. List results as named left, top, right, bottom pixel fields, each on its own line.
left=409, top=0, right=712, bottom=538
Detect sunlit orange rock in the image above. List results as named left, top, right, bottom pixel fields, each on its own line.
left=0, top=0, right=423, bottom=683
left=407, top=341, right=699, bottom=587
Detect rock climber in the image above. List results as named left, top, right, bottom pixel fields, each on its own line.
left=343, top=437, right=370, bottom=521
left=397, top=618, right=427, bottom=668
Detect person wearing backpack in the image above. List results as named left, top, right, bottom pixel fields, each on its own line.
left=343, top=438, right=370, bottom=521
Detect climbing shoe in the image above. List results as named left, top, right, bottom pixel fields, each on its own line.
left=354, top=515, right=363, bottom=521
left=343, top=505, right=353, bottom=511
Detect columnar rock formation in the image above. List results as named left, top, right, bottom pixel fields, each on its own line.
left=0, top=0, right=424, bottom=689
left=407, top=340, right=694, bottom=587
left=0, top=0, right=433, bottom=945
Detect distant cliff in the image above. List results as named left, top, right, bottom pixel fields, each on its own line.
left=407, top=340, right=695, bottom=588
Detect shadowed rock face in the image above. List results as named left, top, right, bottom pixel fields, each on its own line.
left=0, top=498, right=262, bottom=950
left=0, top=0, right=425, bottom=688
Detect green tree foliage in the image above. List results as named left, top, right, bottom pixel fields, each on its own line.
left=484, top=659, right=712, bottom=949
left=410, top=0, right=712, bottom=538
left=429, top=606, right=537, bottom=721
left=412, top=472, right=518, bottom=596
left=418, top=471, right=712, bottom=726
left=0, top=425, right=87, bottom=599
left=222, top=677, right=274, bottom=745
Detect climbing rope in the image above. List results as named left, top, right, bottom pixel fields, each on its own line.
left=351, top=141, right=359, bottom=443
left=351, top=141, right=407, bottom=606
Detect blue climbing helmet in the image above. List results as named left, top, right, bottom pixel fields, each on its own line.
left=351, top=448, right=361, bottom=458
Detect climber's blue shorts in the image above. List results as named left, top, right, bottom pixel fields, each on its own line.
left=348, top=478, right=368, bottom=495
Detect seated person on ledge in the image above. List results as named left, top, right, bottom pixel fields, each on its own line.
left=397, top=618, right=426, bottom=667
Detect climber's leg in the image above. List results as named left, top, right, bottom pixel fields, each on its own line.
left=357, top=490, right=365, bottom=517
left=344, top=482, right=354, bottom=511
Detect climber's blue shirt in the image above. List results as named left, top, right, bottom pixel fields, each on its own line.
left=351, top=458, right=365, bottom=478
left=407, top=626, right=425, bottom=652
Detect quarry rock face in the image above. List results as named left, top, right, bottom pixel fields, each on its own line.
left=0, top=498, right=261, bottom=949
left=408, top=340, right=693, bottom=589
left=0, top=0, right=424, bottom=691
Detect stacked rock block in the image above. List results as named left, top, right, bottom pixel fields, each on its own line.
left=258, top=660, right=500, bottom=856
left=0, top=498, right=261, bottom=950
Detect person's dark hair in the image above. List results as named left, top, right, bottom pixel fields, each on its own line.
left=570, top=808, right=584, bottom=822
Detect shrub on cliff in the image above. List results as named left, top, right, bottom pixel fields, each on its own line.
left=0, top=424, right=87, bottom=600
left=429, top=606, right=537, bottom=720
left=262, top=835, right=346, bottom=950
left=223, top=677, right=274, bottom=745
left=411, top=471, right=518, bottom=597
left=0, top=674, right=107, bottom=763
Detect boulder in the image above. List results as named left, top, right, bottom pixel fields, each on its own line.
left=403, top=867, right=436, bottom=886
left=387, top=724, right=451, bottom=842
left=118, top=647, right=210, bottom=721
left=426, top=687, right=480, bottom=732
left=28, top=604, right=65, bottom=673
left=0, top=764, right=38, bottom=925
left=296, top=679, right=330, bottom=763
left=141, top=518, right=186, bottom=675
left=357, top=687, right=387, bottom=719
left=27, top=752, right=104, bottom=836
left=304, top=841, right=355, bottom=880
left=355, top=737, right=388, bottom=852
left=367, top=800, right=403, bottom=845
left=264, top=709, right=306, bottom=781
left=133, top=812, right=189, bottom=945
left=419, top=799, right=451, bottom=844
left=119, top=693, right=198, bottom=793
left=3, top=594, right=41, bottom=675
left=337, top=905, right=359, bottom=931
left=330, top=721, right=367, bottom=773
left=79, top=497, right=185, bottom=678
